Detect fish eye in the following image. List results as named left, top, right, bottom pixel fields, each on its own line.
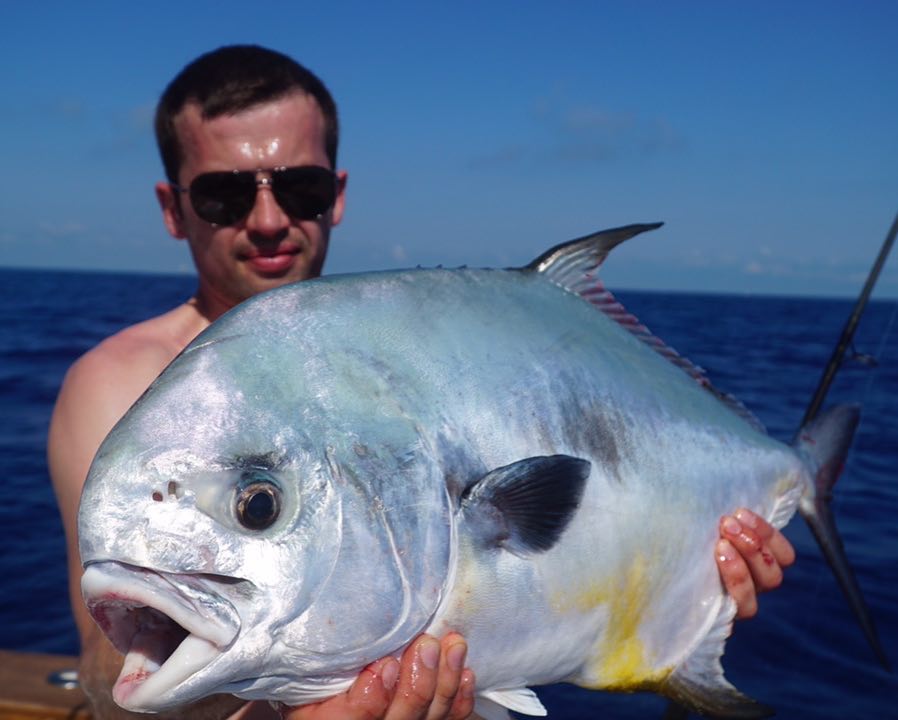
left=235, top=471, right=281, bottom=530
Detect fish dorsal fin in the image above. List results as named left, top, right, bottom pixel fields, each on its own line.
left=528, top=224, right=766, bottom=434
left=461, top=455, right=590, bottom=556
left=527, top=222, right=664, bottom=278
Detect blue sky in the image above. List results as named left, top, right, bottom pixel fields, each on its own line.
left=2, top=1, right=896, bottom=297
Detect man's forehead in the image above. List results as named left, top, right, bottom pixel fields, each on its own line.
left=173, top=92, right=328, bottom=169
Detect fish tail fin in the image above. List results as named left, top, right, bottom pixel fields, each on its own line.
left=795, top=404, right=891, bottom=670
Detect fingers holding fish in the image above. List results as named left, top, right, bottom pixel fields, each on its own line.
left=735, top=508, right=796, bottom=571
left=276, top=634, right=474, bottom=720
left=385, top=634, right=474, bottom=720
left=448, top=670, right=476, bottom=720
left=716, top=536, right=758, bottom=619
left=277, top=656, right=400, bottom=720
left=717, top=508, right=796, bottom=619
left=423, top=633, right=474, bottom=720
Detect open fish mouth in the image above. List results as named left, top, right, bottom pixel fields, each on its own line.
left=81, top=561, right=243, bottom=710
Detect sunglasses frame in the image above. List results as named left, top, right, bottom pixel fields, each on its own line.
left=172, top=165, right=338, bottom=226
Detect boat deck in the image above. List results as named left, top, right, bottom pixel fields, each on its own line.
left=0, top=650, right=89, bottom=719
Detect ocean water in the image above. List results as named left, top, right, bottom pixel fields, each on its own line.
left=0, top=266, right=895, bottom=719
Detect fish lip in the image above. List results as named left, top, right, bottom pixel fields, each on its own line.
left=81, top=560, right=245, bottom=711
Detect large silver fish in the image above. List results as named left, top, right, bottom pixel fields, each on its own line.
left=78, top=224, right=881, bottom=718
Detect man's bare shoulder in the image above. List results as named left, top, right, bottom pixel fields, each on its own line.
left=51, top=301, right=210, bottom=457
left=47, top=302, right=210, bottom=580
left=69, top=302, right=207, bottom=397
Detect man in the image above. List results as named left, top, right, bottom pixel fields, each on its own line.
left=48, top=45, right=794, bottom=720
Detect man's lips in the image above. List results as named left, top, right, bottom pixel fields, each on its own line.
left=243, top=247, right=299, bottom=275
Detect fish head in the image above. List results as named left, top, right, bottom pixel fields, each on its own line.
left=78, top=316, right=453, bottom=710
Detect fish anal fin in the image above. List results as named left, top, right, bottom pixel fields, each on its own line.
left=662, top=596, right=773, bottom=718
left=478, top=687, right=546, bottom=717
left=767, top=482, right=804, bottom=531
left=461, top=455, right=590, bottom=556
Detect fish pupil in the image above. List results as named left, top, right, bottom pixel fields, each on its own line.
left=247, top=491, right=274, bottom=521
left=236, top=481, right=280, bottom=530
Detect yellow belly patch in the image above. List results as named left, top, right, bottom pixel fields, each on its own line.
left=562, top=553, right=673, bottom=691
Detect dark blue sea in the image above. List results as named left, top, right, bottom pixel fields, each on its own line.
left=1, top=267, right=896, bottom=719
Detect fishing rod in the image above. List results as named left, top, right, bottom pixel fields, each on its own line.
left=799, top=210, right=898, bottom=426
left=663, top=213, right=898, bottom=720
left=795, top=210, right=897, bottom=671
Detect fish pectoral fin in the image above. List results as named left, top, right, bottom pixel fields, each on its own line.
left=661, top=596, right=773, bottom=719
left=461, top=455, right=589, bottom=556
left=478, top=687, right=546, bottom=717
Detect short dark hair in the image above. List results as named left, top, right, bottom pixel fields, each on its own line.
left=154, top=45, right=339, bottom=182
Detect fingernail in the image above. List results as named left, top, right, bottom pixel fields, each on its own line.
left=734, top=508, right=757, bottom=528
left=722, top=516, right=741, bottom=536
left=717, top=539, right=737, bottom=563
left=461, top=670, right=475, bottom=698
left=382, top=658, right=399, bottom=690
left=447, top=641, right=467, bottom=671
left=419, top=637, right=440, bottom=670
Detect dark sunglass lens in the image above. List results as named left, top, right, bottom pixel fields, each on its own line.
left=273, top=167, right=337, bottom=220
left=189, top=172, right=256, bottom=225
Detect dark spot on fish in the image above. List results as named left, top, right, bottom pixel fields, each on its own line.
left=151, top=490, right=163, bottom=502
left=167, top=481, right=181, bottom=498
left=574, top=405, right=622, bottom=472
left=229, top=452, right=284, bottom=471
left=354, top=443, right=369, bottom=457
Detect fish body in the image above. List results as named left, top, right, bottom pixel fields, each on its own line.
left=78, top=225, right=865, bottom=717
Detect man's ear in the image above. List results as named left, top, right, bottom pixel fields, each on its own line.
left=156, top=181, right=188, bottom=239
left=329, top=170, right=348, bottom=227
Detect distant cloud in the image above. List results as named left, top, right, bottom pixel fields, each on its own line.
left=38, top=220, right=87, bottom=238
left=128, top=102, right=155, bottom=132
left=468, top=99, right=685, bottom=170
left=467, top=144, right=532, bottom=169
left=2, top=97, right=87, bottom=126
left=391, top=244, right=408, bottom=263
left=87, top=102, right=155, bottom=158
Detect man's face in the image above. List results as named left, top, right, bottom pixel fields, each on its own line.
left=157, top=92, right=346, bottom=311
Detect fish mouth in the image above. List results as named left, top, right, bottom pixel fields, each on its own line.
left=81, top=561, right=244, bottom=711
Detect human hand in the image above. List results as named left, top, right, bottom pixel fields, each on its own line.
left=277, top=633, right=475, bottom=720
left=716, top=508, right=796, bottom=619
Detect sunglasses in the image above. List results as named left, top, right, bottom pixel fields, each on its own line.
left=173, top=165, right=338, bottom=226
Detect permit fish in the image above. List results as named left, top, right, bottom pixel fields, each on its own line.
left=78, top=223, right=885, bottom=718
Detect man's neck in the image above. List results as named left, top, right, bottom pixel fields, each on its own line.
left=190, top=288, right=239, bottom=327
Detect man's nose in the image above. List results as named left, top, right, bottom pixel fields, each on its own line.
left=244, top=184, right=290, bottom=237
